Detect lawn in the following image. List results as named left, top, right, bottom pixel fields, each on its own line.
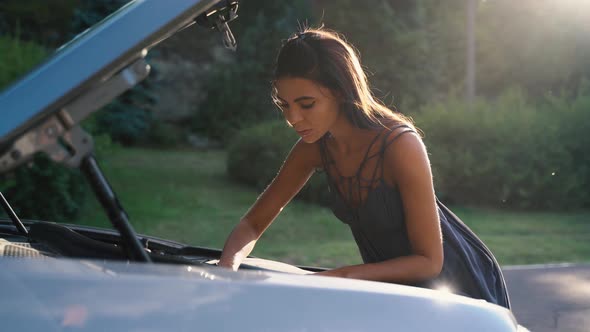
left=77, top=147, right=590, bottom=267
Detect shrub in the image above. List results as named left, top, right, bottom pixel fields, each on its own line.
left=94, top=97, right=154, bottom=145
left=415, top=87, right=590, bottom=210
left=0, top=155, right=87, bottom=222
left=147, top=122, right=185, bottom=148
left=227, top=120, right=331, bottom=205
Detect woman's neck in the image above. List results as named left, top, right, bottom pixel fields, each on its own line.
left=327, top=114, right=379, bottom=155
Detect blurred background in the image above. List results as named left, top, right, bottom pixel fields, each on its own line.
left=0, top=0, right=589, bottom=268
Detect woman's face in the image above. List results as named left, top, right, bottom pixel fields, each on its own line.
left=273, top=77, right=341, bottom=143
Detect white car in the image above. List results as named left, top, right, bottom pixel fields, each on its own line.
left=0, top=1, right=528, bottom=330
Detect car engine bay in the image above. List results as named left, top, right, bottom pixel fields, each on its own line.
left=0, top=220, right=315, bottom=275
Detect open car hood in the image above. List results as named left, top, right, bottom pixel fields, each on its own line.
left=0, top=0, right=239, bottom=263
left=0, top=0, right=236, bottom=172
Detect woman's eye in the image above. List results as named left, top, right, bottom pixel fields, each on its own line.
left=301, top=102, right=315, bottom=109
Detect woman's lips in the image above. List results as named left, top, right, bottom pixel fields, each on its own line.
left=296, top=129, right=313, bottom=137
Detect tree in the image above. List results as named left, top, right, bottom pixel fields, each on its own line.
left=0, top=0, right=78, bottom=47
left=476, top=0, right=590, bottom=99
left=193, top=0, right=312, bottom=142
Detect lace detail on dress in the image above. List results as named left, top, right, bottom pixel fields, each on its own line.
left=319, top=124, right=415, bottom=210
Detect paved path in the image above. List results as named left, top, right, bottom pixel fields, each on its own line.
left=503, top=264, right=590, bottom=332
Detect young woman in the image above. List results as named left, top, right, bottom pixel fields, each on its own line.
left=218, top=28, right=510, bottom=309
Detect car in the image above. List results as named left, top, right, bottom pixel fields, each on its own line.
left=0, top=0, right=529, bottom=330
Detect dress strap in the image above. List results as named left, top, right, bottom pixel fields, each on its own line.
left=381, top=124, right=415, bottom=152
left=379, top=124, right=416, bottom=179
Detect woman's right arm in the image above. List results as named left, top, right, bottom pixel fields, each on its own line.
left=217, top=139, right=322, bottom=270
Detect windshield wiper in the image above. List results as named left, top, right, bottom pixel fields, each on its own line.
left=0, top=191, right=28, bottom=236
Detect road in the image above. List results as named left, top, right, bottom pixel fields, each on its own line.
left=503, top=263, right=590, bottom=332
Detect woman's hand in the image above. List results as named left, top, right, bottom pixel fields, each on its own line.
left=218, top=220, right=259, bottom=271
left=219, top=140, right=321, bottom=272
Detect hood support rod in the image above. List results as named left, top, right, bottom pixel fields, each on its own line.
left=80, top=154, right=151, bottom=262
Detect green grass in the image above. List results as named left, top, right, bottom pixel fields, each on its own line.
left=451, top=206, right=590, bottom=265
left=77, top=147, right=590, bottom=267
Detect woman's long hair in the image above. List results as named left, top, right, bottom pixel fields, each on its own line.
left=272, top=28, right=414, bottom=131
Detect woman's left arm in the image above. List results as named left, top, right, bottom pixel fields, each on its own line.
left=315, top=131, right=443, bottom=283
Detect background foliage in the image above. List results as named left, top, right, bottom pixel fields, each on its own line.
left=227, top=120, right=331, bottom=205
left=0, top=35, right=47, bottom=90
left=223, top=0, right=590, bottom=211
left=0, top=1, right=137, bottom=222
left=418, top=86, right=590, bottom=210
left=0, top=35, right=88, bottom=222
left=228, top=87, right=590, bottom=210
left=0, top=0, right=78, bottom=47
left=192, top=0, right=311, bottom=142
left=71, top=0, right=160, bottom=146
left=1, top=0, right=589, bottom=219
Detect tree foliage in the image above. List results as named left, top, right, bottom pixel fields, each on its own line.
left=227, top=120, right=331, bottom=206
left=0, top=155, right=87, bottom=222
left=192, top=0, right=312, bottom=142
left=476, top=0, right=590, bottom=98
left=0, top=35, right=47, bottom=90
left=0, top=0, right=78, bottom=47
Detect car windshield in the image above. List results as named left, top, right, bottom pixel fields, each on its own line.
left=0, top=0, right=588, bottom=273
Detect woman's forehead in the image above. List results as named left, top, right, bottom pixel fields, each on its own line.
left=274, top=77, right=331, bottom=100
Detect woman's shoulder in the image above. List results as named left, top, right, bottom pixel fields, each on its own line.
left=380, top=119, right=419, bottom=146
left=380, top=121, right=426, bottom=170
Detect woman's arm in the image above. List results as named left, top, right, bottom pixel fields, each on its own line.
left=316, top=130, right=443, bottom=283
left=218, top=139, right=322, bottom=270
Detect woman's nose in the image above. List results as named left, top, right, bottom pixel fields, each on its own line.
left=284, top=108, right=303, bottom=126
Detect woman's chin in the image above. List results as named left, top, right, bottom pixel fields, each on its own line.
left=300, top=134, right=319, bottom=143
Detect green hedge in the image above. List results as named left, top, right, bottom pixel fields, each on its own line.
left=0, top=155, right=87, bottom=222
left=226, top=120, right=331, bottom=205
left=417, top=87, right=590, bottom=210
left=227, top=87, right=590, bottom=210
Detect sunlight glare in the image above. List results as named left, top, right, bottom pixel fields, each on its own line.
left=437, top=285, right=453, bottom=294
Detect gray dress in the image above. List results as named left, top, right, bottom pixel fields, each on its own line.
left=318, top=124, right=511, bottom=309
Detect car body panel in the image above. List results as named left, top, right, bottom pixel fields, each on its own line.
left=0, top=257, right=518, bottom=331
